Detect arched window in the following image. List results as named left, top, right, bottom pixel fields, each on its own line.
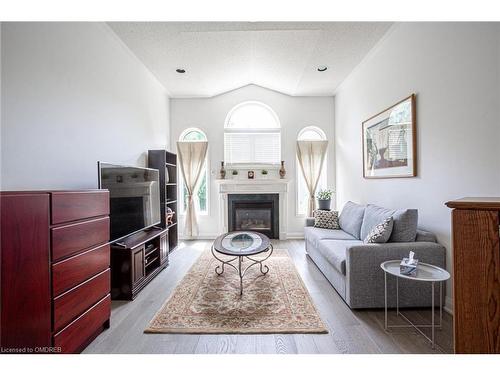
left=179, top=128, right=208, bottom=214
left=224, top=101, right=281, bottom=164
left=297, top=126, right=328, bottom=216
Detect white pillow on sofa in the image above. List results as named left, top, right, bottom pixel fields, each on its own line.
left=363, top=216, right=394, bottom=244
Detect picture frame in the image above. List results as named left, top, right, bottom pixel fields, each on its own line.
left=247, top=170, right=255, bottom=179
left=362, top=94, right=417, bottom=179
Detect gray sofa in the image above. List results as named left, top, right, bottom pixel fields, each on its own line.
left=305, top=201, right=446, bottom=309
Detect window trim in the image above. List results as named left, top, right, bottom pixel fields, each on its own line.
left=178, top=127, right=209, bottom=216
left=224, top=100, right=281, bottom=130
left=295, top=126, right=328, bottom=217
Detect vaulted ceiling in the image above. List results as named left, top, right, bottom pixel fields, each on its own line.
left=108, top=22, right=392, bottom=97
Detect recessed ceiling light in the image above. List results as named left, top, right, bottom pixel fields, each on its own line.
left=317, top=66, right=328, bottom=72
left=176, top=68, right=186, bottom=74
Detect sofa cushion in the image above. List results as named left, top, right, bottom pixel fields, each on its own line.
left=360, top=204, right=395, bottom=240
left=360, top=204, right=418, bottom=243
left=339, top=201, right=366, bottom=239
left=317, top=240, right=363, bottom=275
left=304, top=226, right=357, bottom=247
left=314, top=210, right=340, bottom=229
left=390, top=208, right=418, bottom=242
left=363, top=216, right=394, bottom=243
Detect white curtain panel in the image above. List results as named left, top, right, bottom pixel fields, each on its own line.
left=296, top=140, right=328, bottom=217
left=177, top=141, right=208, bottom=237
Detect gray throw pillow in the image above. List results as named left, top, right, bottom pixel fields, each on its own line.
left=390, top=209, right=418, bottom=242
left=360, top=204, right=418, bottom=243
left=339, top=201, right=366, bottom=239
left=364, top=217, right=394, bottom=244
left=314, top=210, right=340, bottom=230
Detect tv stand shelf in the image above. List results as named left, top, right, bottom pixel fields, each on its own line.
left=111, top=227, right=168, bottom=300
left=148, top=150, right=179, bottom=252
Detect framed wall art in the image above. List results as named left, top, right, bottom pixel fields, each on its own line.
left=362, top=94, right=416, bottom=178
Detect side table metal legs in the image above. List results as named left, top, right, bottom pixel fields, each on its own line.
left=211, top=244, right=273, bottom=295
left=384, top=274, right=443, bottom=349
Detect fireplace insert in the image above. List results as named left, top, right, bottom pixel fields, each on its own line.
left=228, top=194, right=279, bottom=239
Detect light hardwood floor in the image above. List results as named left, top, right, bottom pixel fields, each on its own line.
left=84, top=239, right=453, bottom=354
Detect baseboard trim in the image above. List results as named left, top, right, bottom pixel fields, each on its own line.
left=286, top=232, right=305, bottom=239
left=444, top=296, right=453, bottom=315
left=180, top=233, right=305, bottom=240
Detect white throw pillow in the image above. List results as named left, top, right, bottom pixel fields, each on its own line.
left=364, top=216, right=394, bottom=244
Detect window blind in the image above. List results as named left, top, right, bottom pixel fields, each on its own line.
left=224, top=132, right=281, bottom=164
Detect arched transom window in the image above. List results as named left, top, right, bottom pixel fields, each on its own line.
left=297, top=126, right=328, bottom=215
left=224, top=101, right=281, bottom=164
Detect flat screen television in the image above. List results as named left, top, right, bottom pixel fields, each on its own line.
left=98, top=162, right=161, bottom=242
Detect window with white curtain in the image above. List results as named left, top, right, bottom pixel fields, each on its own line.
left=296, top=126, right=327, bottom=216
left=224, top=101, right=281, bottom=164
left=179, top=128, right=208, bottom=215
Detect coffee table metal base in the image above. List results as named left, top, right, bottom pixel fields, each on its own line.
left=211, top=244, right=274, bottom=295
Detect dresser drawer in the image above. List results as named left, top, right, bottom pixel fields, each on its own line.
left=54, top=294, right=110, bottom=354
left=53, top=269, right=110, bottom=332
left=52, top=244, right=110, bottom=296
left=51, top=216, right=109, bottom=261
left=51, top=191, right=109, bottom=225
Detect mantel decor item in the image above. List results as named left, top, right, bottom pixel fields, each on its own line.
left=219, top=161, right=226, bottom=179
left=316, top=189, right=334, bottom=210
left=279, top=160, right=286, bottom=179
left=362, top=94, right=416, bottom=178
left=232, top=170, right=238, bottom=178
left=247, top=170, right=255, bottom=179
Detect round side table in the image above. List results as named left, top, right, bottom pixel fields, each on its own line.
left=380, top=260, right=450, bottom=349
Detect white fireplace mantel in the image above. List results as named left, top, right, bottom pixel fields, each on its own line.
left=215, top=179, right=291, bottom=239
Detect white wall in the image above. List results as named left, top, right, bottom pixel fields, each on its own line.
left=170, top=84, right=335, bottom=238
left=334, top=22, right=500, bottom=312
left=1, top=22, right=170, bottom=190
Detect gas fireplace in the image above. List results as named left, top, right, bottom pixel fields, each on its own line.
left=228, top=194, right=279, bottom=239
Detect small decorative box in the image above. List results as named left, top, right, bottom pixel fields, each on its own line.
left=400, top=251, right=418, bottom=276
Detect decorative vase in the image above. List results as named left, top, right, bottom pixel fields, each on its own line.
left=317, top=199, right=331, bottom=211
left=219, top=161, right=226, bottom=179
left=279, top=160, right=286, bottom=179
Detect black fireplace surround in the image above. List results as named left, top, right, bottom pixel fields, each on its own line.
left=228, top=194, right=279, bottom=239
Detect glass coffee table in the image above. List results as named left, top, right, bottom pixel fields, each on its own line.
left=211, top=231, right=273, bottom=295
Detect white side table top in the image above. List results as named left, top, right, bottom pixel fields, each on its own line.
left=380, top=260, right=450, bottom=282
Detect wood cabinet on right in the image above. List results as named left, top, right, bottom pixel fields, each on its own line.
left=446, top=197, right=500, bottom=354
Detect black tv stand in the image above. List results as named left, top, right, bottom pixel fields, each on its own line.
left=110, top=227, right=169, bottom=300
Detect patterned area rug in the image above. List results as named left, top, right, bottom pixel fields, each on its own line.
left=145, top=248, right=328, bottom=334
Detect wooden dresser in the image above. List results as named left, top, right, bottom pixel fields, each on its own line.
left=446, top=197, right=500, bottom=354
left=1, top=190, right=111, bottom=353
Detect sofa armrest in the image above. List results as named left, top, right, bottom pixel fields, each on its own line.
left=305, top=217, right=315, bottom=227
left=344, top=241, right=446, bottom=308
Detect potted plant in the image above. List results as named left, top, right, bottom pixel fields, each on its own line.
left=316, top=189, right=334, bottom=210
left=232, top=170, right=239, bottom=179
left=261, top=169, right=268, bottom=178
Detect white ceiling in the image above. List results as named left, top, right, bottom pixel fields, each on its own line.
left=108, top=22, right=392, bottom=97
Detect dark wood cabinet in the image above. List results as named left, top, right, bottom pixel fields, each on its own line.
left=111, top=227, right=168, bottom=300
left=160, top=233, right=169, bottom=264
left=1, top=193, right=52, bottom=350
left=0, top=190, right=111, bottom=354
left=446, top=197, right=500, bottom=354
left=132, top=246, right=145, bottom=285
